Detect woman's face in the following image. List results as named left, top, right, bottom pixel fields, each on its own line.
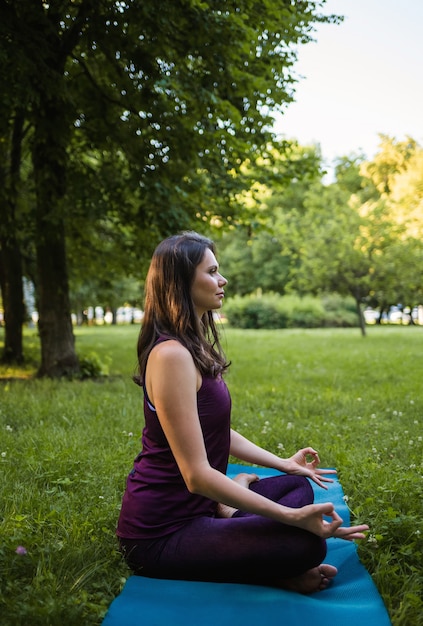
left=191, top=248, right=227, bottom=317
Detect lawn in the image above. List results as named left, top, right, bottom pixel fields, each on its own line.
left=1, top=324, right=422, bottom=625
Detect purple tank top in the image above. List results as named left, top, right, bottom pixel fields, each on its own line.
left=116, top=352, right=231, bottom=539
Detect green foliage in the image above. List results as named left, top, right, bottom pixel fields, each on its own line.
left=223, top=293, right=358, bottom=329
left=320, top=293, right=359, bottom=327
left=214, top=138, right=423, bottom=334
left=224, top=293, right=289, bottom=329
left=0, top=0, right=342, bottom=251
left=77, top=351, right=110, bottom=379
left=0, top=0, right=343, bottom=372
left=0, top=325, right=422, bottom=625
left=286, top=295, right=326, bottom=328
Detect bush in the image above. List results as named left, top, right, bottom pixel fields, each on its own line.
left=321, top=293, right=358, bottom=328
left=224, top=294, right=289, bottom=329
left=286, top=298, right=325, bottom=328
left=77, top=351, right=110, bottom=378
left=224, top=292, right=359, bottom=329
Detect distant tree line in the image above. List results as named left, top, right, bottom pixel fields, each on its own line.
left=216, top=135, right=423, bottom=336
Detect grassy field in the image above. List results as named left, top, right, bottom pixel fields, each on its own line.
left=1, top=324, right=422, bottom=625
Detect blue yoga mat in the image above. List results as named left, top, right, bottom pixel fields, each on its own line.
left=102, top=464, right=391, bottom=626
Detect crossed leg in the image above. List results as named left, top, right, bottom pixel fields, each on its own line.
left=216, top=472, right=338, bottom=594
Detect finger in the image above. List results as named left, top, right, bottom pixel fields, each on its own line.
left=322, top=508, right=345, bottom=533
left=334, top=524, right=369, bottom=540
left=301, top=446, right=317, bottom=454
left=301, top=447, right=319, bottom=459
left=348, top=524, right=369, bottom=535
left=308, top=475, right=329, bottom=490
left=344, top=524, right=369, bottom=533
left=319, top=476, right=335, bottom=483
left=322, top=519, right=344, bottom=538
left=311, top=471, right=335, bottom=482
left=310, top=451, right=320, bottom=464
left=318, top=502, right=339, bottom=518
left=337, top=531, right=368, bottom=541
left=315, top=468, right=337, bottom=476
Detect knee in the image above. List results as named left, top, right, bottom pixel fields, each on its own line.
left=304, top=533, right=327, bottom=567
left=281, top=475, right=315, bottom=507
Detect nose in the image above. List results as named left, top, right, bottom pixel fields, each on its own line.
left=219, top=273, right=227, bottom=286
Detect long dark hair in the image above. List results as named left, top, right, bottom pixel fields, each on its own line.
left=135, top=231, right=229, bottom=384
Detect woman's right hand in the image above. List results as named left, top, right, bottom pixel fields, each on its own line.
left=287, top=502, right=369, bottom=540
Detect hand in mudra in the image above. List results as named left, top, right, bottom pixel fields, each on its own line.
left=283, top=447, right=337, bottom=489
left=292, top=501, right=369, bottom=540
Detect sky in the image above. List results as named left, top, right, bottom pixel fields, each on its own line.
left=272, top=0, right=423, bottom=169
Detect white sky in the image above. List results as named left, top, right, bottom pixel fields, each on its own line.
left=273, top=0, right=423, bottom=169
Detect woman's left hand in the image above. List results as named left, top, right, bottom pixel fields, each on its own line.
left=282, top=447, right=336, bottom=489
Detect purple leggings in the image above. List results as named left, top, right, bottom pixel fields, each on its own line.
left=119, top=475, right=326, bottom=586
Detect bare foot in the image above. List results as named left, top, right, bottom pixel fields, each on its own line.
left=216, top=472, right=259, bottom=518
left=280, top=564, right=338, bottom=594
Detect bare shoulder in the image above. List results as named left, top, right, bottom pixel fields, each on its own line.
left=147, top=340, right=199, bottom=398
left=149, top=339, right=194, bottom=369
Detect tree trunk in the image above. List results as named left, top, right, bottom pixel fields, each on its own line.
left=34, top=215, right=79, bottom=377
left=32, top=97, right=79, bottom=378
left=0, top=111, right=25, bottom=363
left=0, top=238, right=25, bottom=364
left=355, top=297, right=366, bottom=337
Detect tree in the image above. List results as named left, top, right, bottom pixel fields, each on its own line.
left=360, top=136, right=423, bottom=317
left=368, top=236, right=423, bottom=321
left=362, top=135, right=423, bottom=239
left=216, top=142, right=324, bottom=295
left=283, top=184, right=375, bottom=335
left=280, top=145, right=423, bottom=335
left=0, top=0, right=340, bottom=376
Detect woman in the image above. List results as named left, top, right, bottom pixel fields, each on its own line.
left=117, top=231, right=368, bottom=593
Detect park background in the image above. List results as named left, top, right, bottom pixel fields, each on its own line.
left=1, top=1, right=422, bottom=625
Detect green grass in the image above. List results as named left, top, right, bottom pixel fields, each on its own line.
left=1, top=325, right=422, bottom=625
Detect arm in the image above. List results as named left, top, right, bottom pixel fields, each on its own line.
left=230, top=429, right=336, bottom=489
left=147, top=342, right=367, bottom=540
